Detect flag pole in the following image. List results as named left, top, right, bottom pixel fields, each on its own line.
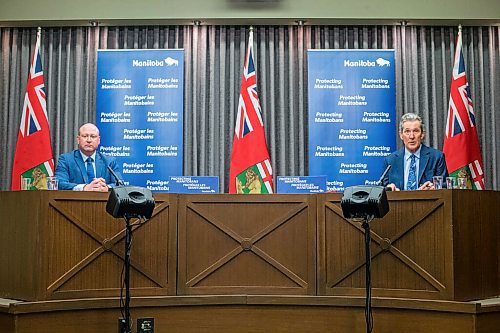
left=443, top=23, right=485, bottom=190
left=11, top=24, right=55, bottom=190
left=228, top=23, right=274, bottom=194
left=36, top=27, right=41, bottom=56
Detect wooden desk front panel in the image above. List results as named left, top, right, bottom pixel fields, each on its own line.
left=177, top=194, right=317, bottom=295
left=2, top=190, right=497, bottom=303
left=318, top=191, right=454, bottom=300
left=0, top=191, right=43, bottom=301
left=44, top=192, right=177, bottom=300
left=0, top=191, right=177, bottom=301
left=451, top=190, right=500, bottom=301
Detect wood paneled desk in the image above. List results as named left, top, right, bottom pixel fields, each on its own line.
left=0, top=190, right=498, bottom=302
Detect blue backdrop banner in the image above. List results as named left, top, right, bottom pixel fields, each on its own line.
left=96, top=49, right=184, bottom=192
left=308, top=50, right=396, bottom=192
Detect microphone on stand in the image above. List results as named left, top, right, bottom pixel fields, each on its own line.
left=99, top=152, right=124, bottom=186
left=376, top=165, right=392, bottom=190
left=107, top=165, right=125, bottom=186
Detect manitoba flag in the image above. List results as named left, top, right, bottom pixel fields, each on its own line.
left=11, top=29, right=55, bottom=190
left=229, top=29, right=274, bottom=194
left=443, top=27, right=485, bottom=190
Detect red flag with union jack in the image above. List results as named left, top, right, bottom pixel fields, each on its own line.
left=11, top=29, right=55, bottom=190
left=443, top=27, right=485, bottom=190
left=229, top=29, right=274, bottom=194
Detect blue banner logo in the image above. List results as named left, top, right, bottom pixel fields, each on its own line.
left=308, top=50, right=396, bottom=192
left=96, top=49, right=184, bottom=192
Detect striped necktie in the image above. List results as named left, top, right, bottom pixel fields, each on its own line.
left=86, top=157, right=95, bottom=183
left=407, top=154, right=417, bottom=190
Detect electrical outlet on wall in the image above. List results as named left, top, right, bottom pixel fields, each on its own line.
left=137, top=318, right=154, bottom=333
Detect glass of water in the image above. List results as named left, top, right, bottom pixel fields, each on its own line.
left=432, top=176, right=443, bottom=190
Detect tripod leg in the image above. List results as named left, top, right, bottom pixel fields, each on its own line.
left=363, top=216, right=373, bottom=333
left=124, top=217, right=132, bottom=333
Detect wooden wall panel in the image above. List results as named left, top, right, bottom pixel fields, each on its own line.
left=177, top=194, right=317, bottom=295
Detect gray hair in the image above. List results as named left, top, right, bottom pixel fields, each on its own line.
left=399, top=113, right=425, bottom=132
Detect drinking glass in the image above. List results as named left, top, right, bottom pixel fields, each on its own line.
left=432, top=176, right=443, bottom=190
left=445, top=177, right=456, bottom=189
left=21, top=177, right=32, bottom=190
left=47, top=176, right=59, bottom=190
left=457, top=177, right=468, bottom=189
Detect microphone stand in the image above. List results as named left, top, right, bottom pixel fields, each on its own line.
left=101, top=154, right=132, bottom=333
left=122, top=214, right=133, bottom=333
left=341, top=167, right=390, bottom=333
left=99, top=152, right=125, bottom=187
left=377, top=164, right=391, bottom=187
left=362, top=214, right=375, bottom=333
left=103, top=155, right=155, bottom=333
left=103, top=156, right=131, bottom=332
left=107, top=164, right=125, bottom=187
left=362, top=165, right=389, bottom=332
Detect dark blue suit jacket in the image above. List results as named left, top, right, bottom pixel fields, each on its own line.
left=383, top=144, right=448, bottom=189
left=55, top=150, right=121, bottom=190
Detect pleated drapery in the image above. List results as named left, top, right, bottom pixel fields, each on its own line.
left=1, top=25, right=499, bottom=191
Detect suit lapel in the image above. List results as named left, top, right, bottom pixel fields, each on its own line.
left=418, top=145, right=430, bottom=184
left=74, top=150, right=89, bottom=183
left=95, top=153, right=106, bottom=179
left=395, top=148, right=405, bottom=189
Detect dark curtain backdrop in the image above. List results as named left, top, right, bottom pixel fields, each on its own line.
left=1, top=25, right=499, bottom=191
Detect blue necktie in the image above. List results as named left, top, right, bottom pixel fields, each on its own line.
left=407, top=154, right=417, bottom=190
left=86, top=157, right=95, bottom=183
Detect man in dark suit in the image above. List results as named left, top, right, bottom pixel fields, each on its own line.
left=383, top=113, right=448, bottom=191
left=55, top=123, right=121, bottom=191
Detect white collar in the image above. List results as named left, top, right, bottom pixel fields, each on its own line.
left=80, top=151, right=96, bottom=162
left=404, top=146, right=421, bottom=160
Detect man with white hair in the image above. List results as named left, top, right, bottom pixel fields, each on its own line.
left=383, top=113, right=448, bottom=191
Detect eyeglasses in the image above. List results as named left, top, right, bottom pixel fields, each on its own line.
left=79, top=134, right=99, bottom=140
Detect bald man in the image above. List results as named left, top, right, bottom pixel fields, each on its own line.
left=55, top=123, right=121, bottom=191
